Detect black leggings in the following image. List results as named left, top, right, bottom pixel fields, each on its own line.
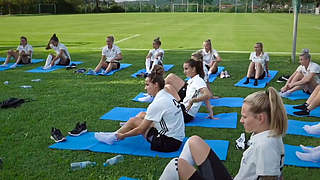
left=189, top=149, right=232, bottom=180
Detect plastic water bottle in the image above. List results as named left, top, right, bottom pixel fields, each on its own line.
left=20, top=85, right=32, bottom=88
left=104, top=155, right=124, bottom=167
left=31, top=79, right=41, bottom=82
left=70, top=161, right=96, bottom=171
left=3, top=81, right=9, bottom=85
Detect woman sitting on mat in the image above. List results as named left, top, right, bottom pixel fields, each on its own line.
left=88, top=35, right=122, bottom=75
left=138, top=64, right=165, bottom=102
left=197, top=39, right=222, bottom=79
left=95, top=72, right=185, bottom=153
left=165, top=58, right=216, bottom=122
left=280, top=49, right=320, bottom=96
left=138, top=37, right=164, bottom=78
left=43, top=34, right=71, bottom=70
left=1, top=36, right=33, bottom=68
left=160, top=87, right=287, bottom=180
left=292, top=84, right=320, bottom=116
left=243, top=42, right=270, bottom=86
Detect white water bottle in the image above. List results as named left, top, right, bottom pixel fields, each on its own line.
left=103, top=155, right=124, bottom=167
left=20, top=85, right=32, bottom=88
left=70, top=161, right=96, bottom=171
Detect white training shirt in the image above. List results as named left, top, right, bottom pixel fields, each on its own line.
left=234, top=130, right=284, bottom=180
left=51, top=43, right=71, bottom=60
left=145, top=89, right=185, bottom=141
left=249, top=52, right=269, bottom=71
left=182, top=74, right=207, bottom=117
left=102, top=44, right=121, bottom=62
left=200, top=48, right=219, bottom=66
left=17, top=44, right=33, bottom=58
left=148, top=48, right=164, bottom=64
left=296, top=61, right=320, bottom=84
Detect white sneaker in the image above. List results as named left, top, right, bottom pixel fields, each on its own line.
left=0, top=63, right=8, bottom=67
left=9, top=63, right=17, bottom=68
left=95, top=132, right=117, bottom=145
left=224, top=71, right=231, bottom=78
left=279, top=91, right=291, bottom=97
left=42, top=65, right=52, bottom=70
left=138, top=94, right=154, bottom=102
left=220, top=71, right=225, bottom=78
left=235, top=133, right=245, bottom=149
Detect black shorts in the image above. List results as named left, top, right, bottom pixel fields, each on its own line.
left=18, top=56, right=31, bottom=64
left=178, top=83, right=188, bottom=102
left=146, top=127, right=182, bottom=152
left=190, top=149, right=232, bottom=180
left=57, top=58, right=71, bottom=66
left=180, top=104, right=194, bottom=123
left=250, top=71, right=265, bottom=80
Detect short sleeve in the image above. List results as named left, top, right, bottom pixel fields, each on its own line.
left=102, top=47, right=107, bottom=56
left=213, top=49, right=219, bottom=57
left=115, top=46, right=121, bottom=55
left=296, top=65, right=302, bottom=73
left=145, top=103, right=163, bottom=123
left=28, top=45, right=33, bottom=52
left=249, top=52, right=254, bottom=61
left=16, top=45, right=21, bottom=51
left=194, top=77, right=207, bottom=90
left=255, top=143, right=281, bottom=176
left=309, top=63, right=320, bottom=74
left=264, top=53, right=269, bottom=61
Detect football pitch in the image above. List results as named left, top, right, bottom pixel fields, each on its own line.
left=0, top=13, right=319, bottom=179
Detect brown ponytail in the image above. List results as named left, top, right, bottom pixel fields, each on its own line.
left=154, top=37, right=161, bottom=46
left=151, top=64, right=164, bottom=77
left=185, top=59, right=204, bottom=79
left=46, top=34, right=59, bottom=50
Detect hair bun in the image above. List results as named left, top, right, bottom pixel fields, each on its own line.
left=302, top=48, right=310, bottom=54
left=155, top=37, right=160, bottom=41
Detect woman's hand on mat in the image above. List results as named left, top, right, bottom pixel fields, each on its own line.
left=207, top=114, right=219, bottom=120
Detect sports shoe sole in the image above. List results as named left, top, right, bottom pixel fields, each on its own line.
left=50, top=135, right=66, bottom=143
left=68, top=129, right=88, bottom=136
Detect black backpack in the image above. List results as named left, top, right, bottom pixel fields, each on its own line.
left=0, top=98, right=26, bottom=109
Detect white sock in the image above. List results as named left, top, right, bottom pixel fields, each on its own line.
left=145, top=58, right=151, bottom=74
left=44, top=55, right=53, bottom=68
left=159, top=158, right=179, bottom=180
left=303, top=123, right=320, bottom=135
left=179, top=139, right=195, bottom=166
left=300, top=145, right=320, bottom=153
left=296, top=151, right=320, bottom=162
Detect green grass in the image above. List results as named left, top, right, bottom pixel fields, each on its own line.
left=0, top=13, right=319, bottom=179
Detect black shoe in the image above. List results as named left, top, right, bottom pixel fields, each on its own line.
left=254, top=79, right=258, bottom=86
left=50, top=127, right=66, bottom=143
left=66, top=63, right=77, bottom=70
left=293, top=103, right=307, bottom=110
left=293, top=109, right=310, bottom=116
left=243, top=78, right=249, bottom=84
left=74, top=68, right=86, bottom=74
left=68, top=122, right=87, bottom=136
left=137, top=72, right=147, bottom=78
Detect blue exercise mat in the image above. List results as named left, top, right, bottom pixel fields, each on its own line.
left=0, top=59, right=44, bottom=71
left=287, top=120, right=320, bottom=138
left=119, top=177, right=138, bottom=180
left=26, top=61, right=83, bottom=73
left=234, top=70, right=278, bottom=88
left=86, top=63, right=132, bottom=76
left=285, top=104, right=320, bottom=118
left=100, top=107, right=238, bottom=129
left=186, top=66, right=224, bottom=83
left=284, top=144, right=320, bottom=168
left=131, top=64, right=174, bottom=78
left=132, top=93, right=243, bottom=108
left=49, top=132, right=229, bottom=160
left=282, top=90, right=310, bottom=100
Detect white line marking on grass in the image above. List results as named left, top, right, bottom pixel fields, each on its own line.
left=115, top=34, right=141, bottom=44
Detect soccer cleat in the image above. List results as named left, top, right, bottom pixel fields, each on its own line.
left=42, top=65, right=52, bottom=70
left=253, top=79, right=258, bottom=86
left=68, top=122, right=88, bottom=136
left=95, top=132, right=118, bottom=145
left=138, top=94, right=154, bottom=102
left=50, top=127, right=66, bottom=143
left=293, top=109, right=310, bottom=116
left=0, top=64, right=8, bottom=67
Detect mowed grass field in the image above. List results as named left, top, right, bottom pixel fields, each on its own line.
left=0, top=13, right=319, bottom=179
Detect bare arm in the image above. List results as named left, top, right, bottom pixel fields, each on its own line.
left=186, top=87, right=211, bottom=110
left=146, top=52, right=152, bottom=59
left=111, top=53, right=122, bottom=62
left=117, top=119, right=152, bottom=140
left=155, top=52, right=163, bottom=59
left=215, top=55, right=222, bottom=62
left=291, top=73, right=315, bottom=87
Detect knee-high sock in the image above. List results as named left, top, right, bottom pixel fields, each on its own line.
left=179, top=138, right=195, bottom=166
left=159, top=158, right=179, bottom=180
left=44, top=55, right=53, bottom=68
left=300, top=145, right=320, bottom=153
left=145, top=58, right=151, bottom=73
